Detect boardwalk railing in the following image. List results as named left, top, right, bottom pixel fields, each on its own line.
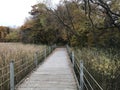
left=0, top=45, right=56, bottom=90
left=66, top=45, right=103, bottom=90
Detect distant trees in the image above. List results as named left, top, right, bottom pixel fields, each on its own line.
left=53, top=0, right=120, bottom=47
left=5, top=31, right=20, bottom=42
left=75, top=0, right=120, bottom=47
left=0, top=0, right=119, bottom=48
left=0, top=26, right=21, bottom=42
left=0, top=26, right=10, bottom=41
left=19, top=0, right=120, bottom=47
left=20, top=3, right=67, bottom=45
left=53, top=1, right=89, bottom=46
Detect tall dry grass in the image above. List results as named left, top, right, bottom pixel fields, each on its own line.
left=0, top=43, right=46, bottom=90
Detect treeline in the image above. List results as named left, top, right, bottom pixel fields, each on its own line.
left=1, top=0, right=120, bottom=48
left=0, top=26, right=20, bottom=42
left=20, top=0, right=120, bottom=48
left=20, top=4, right=66, bottom=45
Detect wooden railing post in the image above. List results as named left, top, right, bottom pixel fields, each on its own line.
left=10, top=61, right=14, bottom=90
left=80, top=60, right=84, bottom=90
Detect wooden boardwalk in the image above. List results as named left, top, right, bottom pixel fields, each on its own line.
left=16, top=48, right=78, bottom=90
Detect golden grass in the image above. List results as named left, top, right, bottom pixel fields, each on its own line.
left=0, top=43, right=46, bottom=90
left=0, top=43, right=45, bottom=67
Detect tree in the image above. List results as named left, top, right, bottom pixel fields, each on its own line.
left=21, top=3, right=60, bottom=44
left=20, top=0, right=120, bottom=47
left=0, top=26, right=10, bottom=41
left=5, top=31, right=20, bottom=42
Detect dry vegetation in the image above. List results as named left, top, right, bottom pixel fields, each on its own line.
left=0, top=43, right=47, bottom=90
left=74, top=48, right=120, bottom=90
left=0, top=43, right=45, bottom=67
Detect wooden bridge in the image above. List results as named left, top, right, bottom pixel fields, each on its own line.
left=0, top=46, right=104, bottom=90
left=16, top=48, right=79, bottom=90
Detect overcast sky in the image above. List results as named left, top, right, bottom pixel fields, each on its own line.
left=0, top=0, right=59, bottom=27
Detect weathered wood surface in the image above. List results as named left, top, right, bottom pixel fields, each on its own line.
left=16, top=48, right=78, bottom=90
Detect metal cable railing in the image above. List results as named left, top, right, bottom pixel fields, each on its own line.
left=66, top=45, right=103, bottom=90
left=84, top=74, right=94, bottom=90
left=83, top=67, right=103, bottom=90
left=0, top=64, right=10, bottom=90
left=0, top=45, right=56, bottom=90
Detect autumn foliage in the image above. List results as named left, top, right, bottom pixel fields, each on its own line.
left=19, top=1, right=120, bottom=48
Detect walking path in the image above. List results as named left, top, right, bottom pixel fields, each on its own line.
left=16, top=48, right=78, bottom=90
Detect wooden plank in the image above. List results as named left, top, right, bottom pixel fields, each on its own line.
left=16, top=48, right=78, bottom=90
